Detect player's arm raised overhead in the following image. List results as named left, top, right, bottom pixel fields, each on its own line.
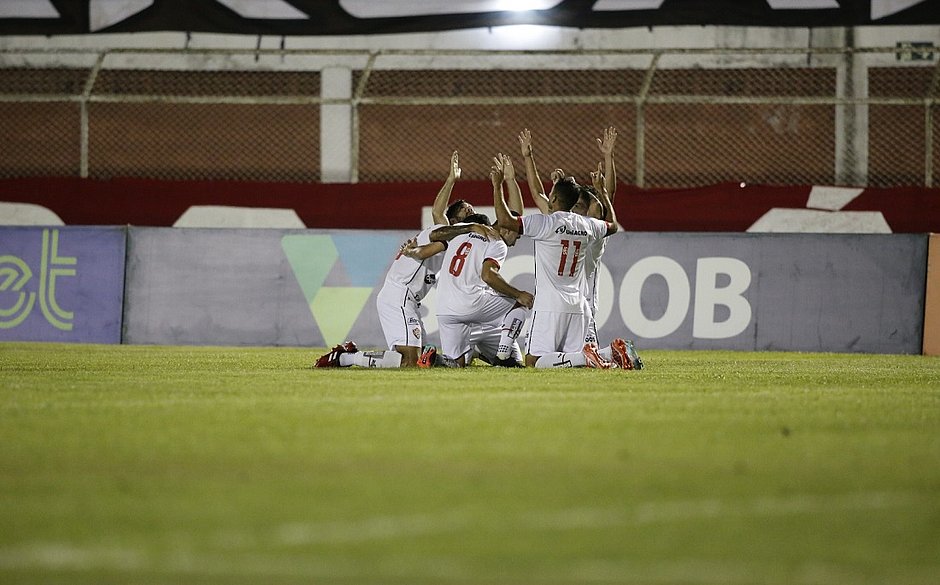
left=481, top=259, right=534, bottom=309
left=497, top=153, right=525, bottom=216
left=518, top=129, right=551, bottom=214
left=596, top=126, right=618, bottom=202
left=591, top=163, right=619, bottom=237
left=431, top=150, right=462, bottom=226
left=491, top=164, right=519, bottom=233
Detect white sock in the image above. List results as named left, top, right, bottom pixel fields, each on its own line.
left=510, top=342, right=524, bottom=363
left=340, top=351, right=403, bottom=368
left=598, top=346, right=612, bottom=360
left=534, top=352, right=587, bottom=368
left=496, top=305, right=528, bottom=360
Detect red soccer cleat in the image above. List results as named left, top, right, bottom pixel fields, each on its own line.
left=314, top=341, right=358, bottom=368
left=582, top=343, right=612, bottom=369
left=417, top=345, right=437, bottom=368
left=610, top=338, right=634, bottom=370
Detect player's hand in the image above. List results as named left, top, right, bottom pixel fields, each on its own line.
left=500, top=153, right=515, bottom=179
left=516, top=290, right=534, bottom=309
left=448, top=150, right=461, bottom=181
left=597, top=126, right=617, bottom=156
left=470, top=223, right=498, bottom=241
left=398, top=238, right=418, bottom=257
left=518, top=129, right=533, bottom=158
left=490, top=166, right=502, bottom=187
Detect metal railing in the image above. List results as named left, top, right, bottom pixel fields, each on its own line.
left=1, top=46, right=937, bottom=187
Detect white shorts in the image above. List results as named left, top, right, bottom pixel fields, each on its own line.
left=376, top=284, right=423, bottom=350
left=438, top=294, right=517, bottom=361
left=524, top=310, right=590, bottom=357
left=583, top=296, right=598, bottom=345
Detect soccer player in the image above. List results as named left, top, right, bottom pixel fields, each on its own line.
left=314, top=151, right=478, bottom=368
left=405, top=194, right=533, bottom=369
left=519, top=127, right=616, bottom=343
left=402, top=157, right=532, bottom=368
left=492, top=153, right=618, bottom=368
left=518, top=128, right=644, bottom=370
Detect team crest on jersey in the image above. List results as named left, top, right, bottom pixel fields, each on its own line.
left=412, top=327, right=421, bottom=339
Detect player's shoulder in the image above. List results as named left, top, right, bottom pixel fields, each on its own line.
left=488, top=236, right=509, bottom=253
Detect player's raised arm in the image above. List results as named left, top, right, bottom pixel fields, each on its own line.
left=591, top=163, right=619, bottom=237
left=596, top=126, right=618, bottom=202
left=518, top=129, right=551, bottom=214
left=498, top=153, right=525, bottom=216
left=431, top=150, right=461, bottom=226
left=491, top=164, right=518, bottom=232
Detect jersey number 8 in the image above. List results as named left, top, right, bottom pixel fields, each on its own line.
left=449, top=241, right=473, bottom=277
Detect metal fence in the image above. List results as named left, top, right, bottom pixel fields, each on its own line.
left=0, top=46, right=937, bottom=188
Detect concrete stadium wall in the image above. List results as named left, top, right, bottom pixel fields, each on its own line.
left=6, top=226, right=927, bottom=354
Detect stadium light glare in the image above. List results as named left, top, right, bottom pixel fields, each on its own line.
left=486, top=24, right=560, bottom=48
left=494, top=0, right=556, bottom=12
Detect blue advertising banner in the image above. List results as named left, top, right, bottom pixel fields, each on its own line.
left=574, top=233, right=928, bottom=354
left=0, top=226, right=126, bottom=344
left=122, top=228, right=926, bottom=354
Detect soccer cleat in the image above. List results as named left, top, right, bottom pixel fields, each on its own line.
left=582, top=343, right=612, bottom=369
left=624, top=339, right=644, bottom=370
left=417, top=345, right=437, bottom=368
left=610, top=338, right=634, bottom=371
left=492, top=356, right=525, bottom=368
left=313, top=340, right=358, bottom=368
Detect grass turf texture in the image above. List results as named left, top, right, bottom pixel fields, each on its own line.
left=1, top=343, right=939, bottom=585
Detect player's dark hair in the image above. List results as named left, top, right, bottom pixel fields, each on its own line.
left=553, top=178, right=581, bottom=211
left=446, top=199, right=470, bottom=222
left=463, top=212, right=491, bottom=225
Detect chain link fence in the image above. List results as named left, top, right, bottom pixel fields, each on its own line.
left=0, top=47, right=937, bottom=187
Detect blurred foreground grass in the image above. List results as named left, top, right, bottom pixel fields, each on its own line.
left=1, top=343, right=939, bottom=584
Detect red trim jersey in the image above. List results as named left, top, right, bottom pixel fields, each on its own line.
left=381, top=224, right=447, bottom=303
left=435, top=229, right=509, bottom=316
left=519, top=211, right=610, bottom=313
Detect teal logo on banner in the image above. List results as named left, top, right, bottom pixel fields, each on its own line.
left=281, top=233, right=400, bottom=346
left=0, top=227, right=126, bottom=343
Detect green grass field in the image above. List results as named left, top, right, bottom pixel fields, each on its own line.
left=1, top=342, right=939, bottom=584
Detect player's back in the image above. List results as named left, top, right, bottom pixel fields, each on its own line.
left=382, top=225, right=445, bottom=302
left=522, top=211, right=608, bottom=313
left=436, top=231, right=508, bottom=316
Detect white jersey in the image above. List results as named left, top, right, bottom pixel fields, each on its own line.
left=520, top=211, right=610, bottom=313
left=436, top=230, right=509, bottom=316
left=379, top=224, right=446, bottom=303
left=582, top=236, right=607, bottom=311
